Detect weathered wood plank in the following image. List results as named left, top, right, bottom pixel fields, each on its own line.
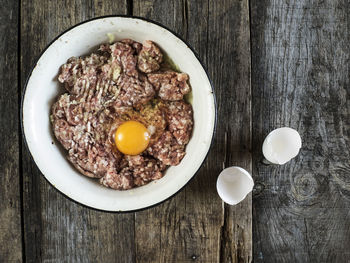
left=250, top=0, right=350, bottom=262
left=0, top=1, right=22, bottom=262
left=21, top=1, right=135, bottom=262
left=133, top=0, right=224, bottom=262
left=134, top=0, right=252, bottom=262
left=206, top=0, right=252, bottom=262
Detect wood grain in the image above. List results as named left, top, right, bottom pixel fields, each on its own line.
left=6, top=0, right=349, bottom=261
left=206, top=0, right=252, bottom=262
left=250, top=0, right=350, bottom=262
left=20, top=1, right=136, bottom=262
left=0, top=0, right=22, bottom=262
left=133, top=0, right=252, bottom=262
left=133, top=1, right=223, bottom=262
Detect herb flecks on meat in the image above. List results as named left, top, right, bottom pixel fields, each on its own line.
left=51, top=38, right=193, bottom=190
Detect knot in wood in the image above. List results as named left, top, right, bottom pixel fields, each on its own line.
left=291, top=173, right=318, bottom=202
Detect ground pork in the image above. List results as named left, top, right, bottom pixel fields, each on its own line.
left=148, top=71, right=191, bottom=101
left=138, top=40, right=163, bottom=73
left=164, top=101, right=193, bottom=145
left=52, top=39, right=193, bottom=190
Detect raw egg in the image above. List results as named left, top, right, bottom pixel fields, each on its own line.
left=115, top=120, right=150, bottom=155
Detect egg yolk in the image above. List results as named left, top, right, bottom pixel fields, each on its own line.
left=115, top=120, right=150, bottom=155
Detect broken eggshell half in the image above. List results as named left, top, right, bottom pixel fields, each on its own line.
left=216, top=167, right=254, bottom=206
left=262, top=127, right=302, bottom=165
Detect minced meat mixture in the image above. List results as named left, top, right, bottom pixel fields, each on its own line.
left=51, top=39, right=193, bottom=190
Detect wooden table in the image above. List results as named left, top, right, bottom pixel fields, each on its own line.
left=1, top=0, right=349, bottom=262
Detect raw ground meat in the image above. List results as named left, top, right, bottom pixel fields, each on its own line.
left=165, top=101, right=193, bottom=145
left=51, top=38, right=193, bottom=190
left=148, top=71, right=191, bottom=101
left=58, top=54, right=107, bottom=96
left=100, top=155, right=166, bottom=189
left=120, top=39, right=142, bottom=54
left=124, top=155, right=166, bottom=185
left=99, top=168, right=134, bottom=190
left=138, top=40, right=163, bottom=73
left=115, top=73, right=155, bottom=108
left=147, top=131, right=186, bottom=165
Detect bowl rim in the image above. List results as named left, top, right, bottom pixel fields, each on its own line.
left=20, top=15, right=217, bottom=213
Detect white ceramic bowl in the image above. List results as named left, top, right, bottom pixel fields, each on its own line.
left=22, top=16, right=216, bottom=212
